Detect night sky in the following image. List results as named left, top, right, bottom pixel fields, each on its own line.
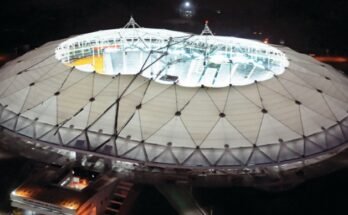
left=1, top=0, right=347, bottom=55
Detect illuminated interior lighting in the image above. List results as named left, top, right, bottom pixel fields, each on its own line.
left=55, top=28, right=288, bottom=87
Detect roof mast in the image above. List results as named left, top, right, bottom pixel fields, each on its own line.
left=200, top=20, right=213, bottom=36
left=124, top=16, right=141, bottom=28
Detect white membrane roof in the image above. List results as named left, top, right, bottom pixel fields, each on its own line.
left=1, top=19, right=348, bottom=169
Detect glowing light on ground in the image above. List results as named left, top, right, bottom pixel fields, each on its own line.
left=314, top=56, right=348, bottom=63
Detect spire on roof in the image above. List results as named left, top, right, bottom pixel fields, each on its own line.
left=124, top=16, right=141, bottom=28
left=200, top=20, right=213, bottom=36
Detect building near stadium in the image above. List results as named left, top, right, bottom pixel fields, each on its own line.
left=1, top=17, right=348, bottom=176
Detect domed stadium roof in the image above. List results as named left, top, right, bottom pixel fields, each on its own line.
left=1, top=18, right=348, bottom=169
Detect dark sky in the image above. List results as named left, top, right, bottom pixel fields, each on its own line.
left=1, top=0, right=347, bottom=55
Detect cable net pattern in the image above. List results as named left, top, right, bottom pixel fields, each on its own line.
left=1, top=26, right=348, bottom=169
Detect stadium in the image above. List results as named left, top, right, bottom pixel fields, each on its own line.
left=1, top=17, right=348, bottom=176
left=2, top=16, right=348, bottom=215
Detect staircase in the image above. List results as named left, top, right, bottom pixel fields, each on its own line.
left=104, top=181, right=134, bottom=215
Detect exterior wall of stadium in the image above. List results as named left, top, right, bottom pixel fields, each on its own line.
left=1, top=98, right=348, bottom=173
left=0, top=133, right=346, bottom=192
left=1, top=123, right=347, bottom=186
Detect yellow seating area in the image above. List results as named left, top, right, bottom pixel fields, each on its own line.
left=67, top=55, right=105, bottom=74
